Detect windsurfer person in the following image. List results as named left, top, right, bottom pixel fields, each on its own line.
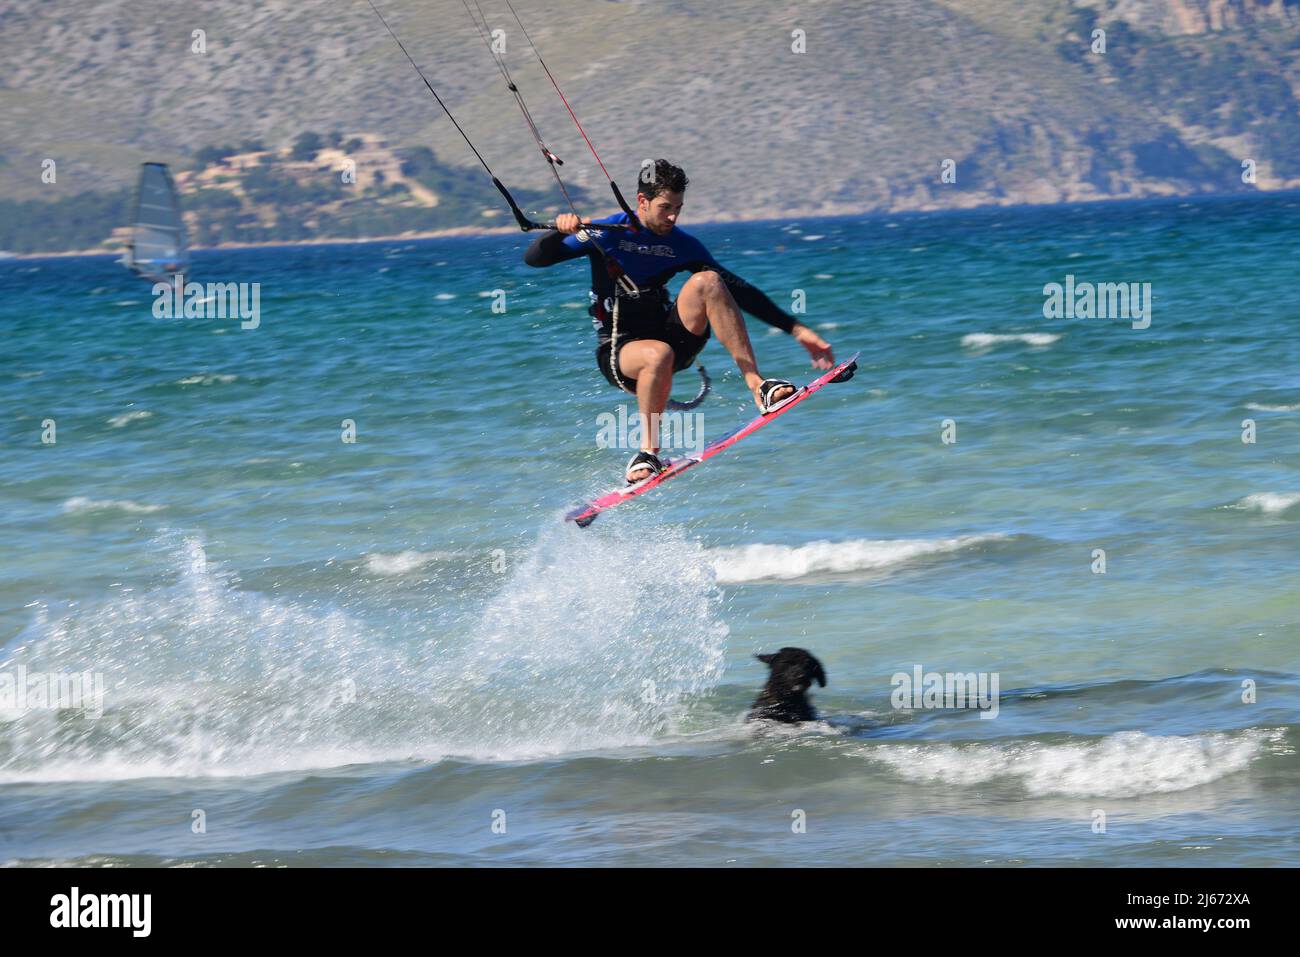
left=524, top=159, right=834, bottom=483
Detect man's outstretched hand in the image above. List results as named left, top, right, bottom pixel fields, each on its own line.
left=555, top=213, right=582, bottom=235
left=792, top=322, right=834, bottom=370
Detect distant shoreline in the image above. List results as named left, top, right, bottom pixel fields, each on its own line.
left=5, top=187, right=1295, bottom=262
left=7, top=206, right=868, bottom=260
left=2, top=222, right=523, bottom=261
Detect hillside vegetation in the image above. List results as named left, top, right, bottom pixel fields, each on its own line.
left=1, top=0, right=1297, bottom=252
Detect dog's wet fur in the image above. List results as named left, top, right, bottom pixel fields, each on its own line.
left=747, top=647, right=827, bottom=723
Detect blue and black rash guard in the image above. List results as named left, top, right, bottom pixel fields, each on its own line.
left=523, top=211, right=797, bottom=344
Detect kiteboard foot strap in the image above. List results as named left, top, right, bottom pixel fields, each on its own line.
left=757, top=378, right=798, bottom=414
left=625, top=450, right=665, bottom=484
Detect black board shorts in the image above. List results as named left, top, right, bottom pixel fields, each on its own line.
left=595, top=299, right=711, bottom=394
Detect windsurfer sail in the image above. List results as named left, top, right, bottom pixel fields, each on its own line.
left=122, top=163, right=187, bottom=282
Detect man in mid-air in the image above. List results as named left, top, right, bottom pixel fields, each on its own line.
left=524, top=159, right=835, bottom=483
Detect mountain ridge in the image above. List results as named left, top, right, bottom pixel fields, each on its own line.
left=1, top=0, right=1297, bottom=251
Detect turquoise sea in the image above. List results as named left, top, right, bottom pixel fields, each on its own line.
left=1, top=192, right=1298, bottom=866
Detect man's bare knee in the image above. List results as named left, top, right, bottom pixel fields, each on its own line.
left=687, top=270, right=725, bottom=296
left=623, top=340, right=674, bottom=378
left=645, top=342, right=674, bottom=371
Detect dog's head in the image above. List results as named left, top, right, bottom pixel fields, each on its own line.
left=755, top=647, right=827, bottom=694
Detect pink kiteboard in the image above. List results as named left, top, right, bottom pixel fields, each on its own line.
left=566, top=352, right=859, bottom=527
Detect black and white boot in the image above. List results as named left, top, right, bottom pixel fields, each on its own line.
left=625, top=450, right=665, bottom=484
left=757, top=378, right=798, bottom=414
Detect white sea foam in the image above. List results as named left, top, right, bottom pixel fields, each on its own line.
left=0, top=536, right=457, bottom=782
left=456, top=522, right=728, bottom=754
left=62, top=496, right=166, bottom=515
left=708, top=534, right=1010, bottom=583
left=434, top=292, right=456, bottom=300
left=1230, top=492, right=1300, bottom=515
left=107, top=410, right=152, bottom=428
left=858, top=729, right=1282, bottom=797
left=1245, top=402, right=1300, bottom=412
left=0, top=526, right=729, bottom=782
left=962, top=333, right=1061, bottom=349
left=175, top=373, right=237, bottom=386
left=362, top=549, right=451, bottom=575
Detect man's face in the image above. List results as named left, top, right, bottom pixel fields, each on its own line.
left=637, top=190, right=683, bottom=236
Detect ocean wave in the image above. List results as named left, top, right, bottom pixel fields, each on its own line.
left=1245, top=402, right=1300, bottom=412
left=106, top=410, right=152, bottom=428
left=1228, top=492, right=1300, bottom=516
left=362, top=549, right=453, bottom=576
left=61, top=496, right=166, bottom=515
left=962, top=333, right=1062, bottom=349
left=175, top=373, right=238, bottom=386
left=0, top=748, right=436, bottom=785
left=708, top=534, right=1012, bottom=583
left=0, top=527, right=728, bottom=782
left=858, top=729, right=1283, bottom=797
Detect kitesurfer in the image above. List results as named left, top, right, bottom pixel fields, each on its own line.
left=525, top=159, right=835, bottom=482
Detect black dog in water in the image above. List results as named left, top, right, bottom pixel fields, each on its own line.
left=747, top=647, right=827, bottom=723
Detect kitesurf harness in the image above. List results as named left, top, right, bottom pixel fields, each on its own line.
left=599, top=280, right=646, bottom=395
left=589, top=284, right=709, bottom=410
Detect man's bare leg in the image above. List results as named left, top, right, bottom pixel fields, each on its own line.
left=675, top=270, right=794, bottom=410
left=616, top=339, right=675, bottom=480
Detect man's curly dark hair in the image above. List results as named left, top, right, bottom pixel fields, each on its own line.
left=636, top=159, right=689, bottom=200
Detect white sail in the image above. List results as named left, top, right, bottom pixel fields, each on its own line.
left=125, top=163, right=187, bottom=280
